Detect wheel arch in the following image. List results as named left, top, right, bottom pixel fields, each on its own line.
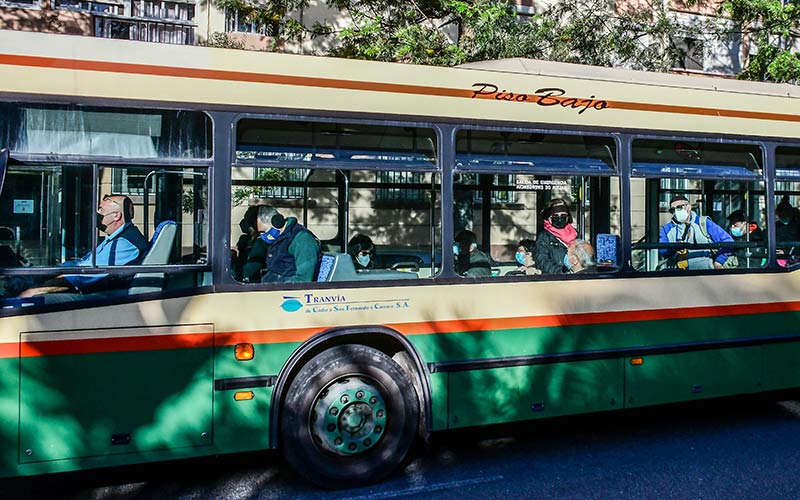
left=269, top=325, right=432, bottom=447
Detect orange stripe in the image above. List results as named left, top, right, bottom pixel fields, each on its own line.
left=18, top=332, right=213, bottom=358
left=5, top=300, right=800, bottom=359
left=1, top=53, right=798, bottom=124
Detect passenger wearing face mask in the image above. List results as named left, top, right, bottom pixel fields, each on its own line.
left=775, top=196, right=800, bottom=266
left=514, top=239, right=541, bottom=275
left=19, top=194, right=148, bottom=297
left=259, top=209, right=321, bottom=283
left=534, top=199, right=578, bottom=274
left=726, top=209, right=765, bottom=269
left=658, top=195, right=732, bottom=270
left=348, top=234, right=376, bottom=270
left=454, top=230, right=491, bottom=277
left=565, top=239, right=598, bottom=274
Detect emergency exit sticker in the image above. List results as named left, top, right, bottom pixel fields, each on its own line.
left=13, top=200, right=33, bottom=214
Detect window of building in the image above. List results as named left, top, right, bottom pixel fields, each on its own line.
left=671, top=36, right=705, bottom=71
left=224, top=9, right=279, bottom=36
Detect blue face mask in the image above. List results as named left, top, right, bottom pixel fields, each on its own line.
left=731, top=226, right=744, bottom=237
left=453, top=244, right=460, bottom=256
left=780, top=217, right=791, bottom=225
left=515, top=251, right=527, bottom=265
left=563, top=253, right=572, bottom=271
left=259, top=227, right=282, bottom=244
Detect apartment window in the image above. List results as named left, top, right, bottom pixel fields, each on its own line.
left=225, top=9, right=279, bottom=36
left=672, top=36, right=704, bottom=71
left=55, top=0, right=122, bottom=14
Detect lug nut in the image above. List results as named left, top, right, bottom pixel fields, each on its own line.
left=341, top=395, right=349, bottom=404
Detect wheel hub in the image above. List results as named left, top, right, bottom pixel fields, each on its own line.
left=310, top=377, right=387, bottom=455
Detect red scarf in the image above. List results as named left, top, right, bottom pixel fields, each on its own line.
left=544, top=220, right=578, bottom=246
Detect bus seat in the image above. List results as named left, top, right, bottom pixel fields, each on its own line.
left=0, top=226, right=15, bottom=241
left=596, top=233, right=619, bottom=268
left=129, top=220, right=177, bottom=294
left=317, top=253, right=418, bottom=281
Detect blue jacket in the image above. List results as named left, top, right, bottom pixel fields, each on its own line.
left=659, top=214, right=733, bottom=266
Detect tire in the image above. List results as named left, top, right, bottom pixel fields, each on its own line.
left=280, top=344, right=420, bottom=488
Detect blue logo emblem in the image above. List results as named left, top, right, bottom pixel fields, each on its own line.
left=281, top=296, right=303, bottom=312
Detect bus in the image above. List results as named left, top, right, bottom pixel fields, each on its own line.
left=1, top=29, right=800, bottom=488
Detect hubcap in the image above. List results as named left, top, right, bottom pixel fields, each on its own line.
left=310, top=376, right=387, bottom=455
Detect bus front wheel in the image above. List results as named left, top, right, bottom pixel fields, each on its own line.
left=281, top=344, right=420, bottom=488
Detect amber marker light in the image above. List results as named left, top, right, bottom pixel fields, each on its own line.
left=630, top=357, right=644, bottom=366
left=234, top=391, right=254, bottom=401
left=235, top=343, right=255, bottom=361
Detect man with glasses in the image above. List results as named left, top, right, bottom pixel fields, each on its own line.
left=659, top=194, right=733, bottom=270
left=19, top=194, right=148, bottom=297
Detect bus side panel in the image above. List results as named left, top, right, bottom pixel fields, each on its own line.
left=0, top=351, right=19, bottom=478
left=211, top=341, right=297, bottom=452
left=760, top=343, right=800, bottom=391
left=428, top=372, right=449, bottom=431
left=447, top=359, right=622, bottom=429
left=624, top=346, right=763, bottom=408
left=19, top=327, right=214, bottom=466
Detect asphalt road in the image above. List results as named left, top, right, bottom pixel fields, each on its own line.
left=3, top=394, right=800, bottom=500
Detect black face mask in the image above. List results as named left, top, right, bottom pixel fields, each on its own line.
left=239, top=219, right=253, bottom=235
left=96, top=213, right=107, bottom=232
left=550, top=215, right=569, bottom=229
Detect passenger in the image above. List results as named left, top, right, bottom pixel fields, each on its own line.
left=565, top=239, right=598, bottom=274
left=19, top=194, right=148, bottom=297
left=454, top=230, right=491, bottom=277
left=775, top=196, right=800, bottom=266
left=348, top=234, right=376, bottom=270
left=515, top=238, right=541, bottom=275
left=658, top=194, right=733, bottom=270
left=259, top=209, right=320, bottom=283
left=238, top=205, right=273, bottom=283
left=726, top=209, right=766, bottom=268
left=231, top=205, right=260, bottom=281
left=534, top=199, right=578, bottom=274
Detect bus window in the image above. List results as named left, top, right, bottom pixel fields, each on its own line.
left=454, top=130, right=620, bottom=277
left=774, top=147, right=800, bottom=267
left=0, top=104, right=211, bottom=159
left=0, top=164, right=208, bottom=304
left=630, top=139, right=766, bottom=272
left=233, top=118, right=439, bottom=284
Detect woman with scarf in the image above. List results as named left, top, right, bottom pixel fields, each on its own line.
left=534, top=199, right=578, bottom=274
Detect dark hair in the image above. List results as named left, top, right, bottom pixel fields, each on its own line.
left=540, top=199, right=572, bottom=223
left=348, top=234, right=375, bottom=257
left=243, top=205, right=259, bottom=228
left=777, top=195, right=795, bottom=218
left=518, top=238, right=536, bottom=253
left=454, top=230, right=478, bottom=248
left=726, top=209, right=746, bottom=224
left=121, top=196, right=135, bottom=223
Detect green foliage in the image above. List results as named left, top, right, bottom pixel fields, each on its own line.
left=232, top=168, right=287, bottom=206
left=200, top=31, right=246, bottom=50
left=221, top=0, right=694, bottom=71
left=718, top=0, right=800, bottom=83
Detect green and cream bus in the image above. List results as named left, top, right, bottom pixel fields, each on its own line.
left=1, top=29, right=800, bottom=487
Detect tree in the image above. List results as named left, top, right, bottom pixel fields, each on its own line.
left=717, top=0, right=800, bottom=83
left=225, top=0, right=693, bottom=71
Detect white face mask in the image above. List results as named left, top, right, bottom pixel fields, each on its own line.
left=356, top=254, right=370, bottom=267
left=673, top=208, right=689, bottom=223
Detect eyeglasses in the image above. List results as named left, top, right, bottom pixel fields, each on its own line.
left=358, top=250, right=374, bottom=257
left=668, top=203, right=689, bottom=214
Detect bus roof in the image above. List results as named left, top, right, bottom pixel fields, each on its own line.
left=0, top=30, right=799, bottom=140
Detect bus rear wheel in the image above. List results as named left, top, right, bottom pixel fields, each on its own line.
left=281, top=344, right=419, bottom=488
